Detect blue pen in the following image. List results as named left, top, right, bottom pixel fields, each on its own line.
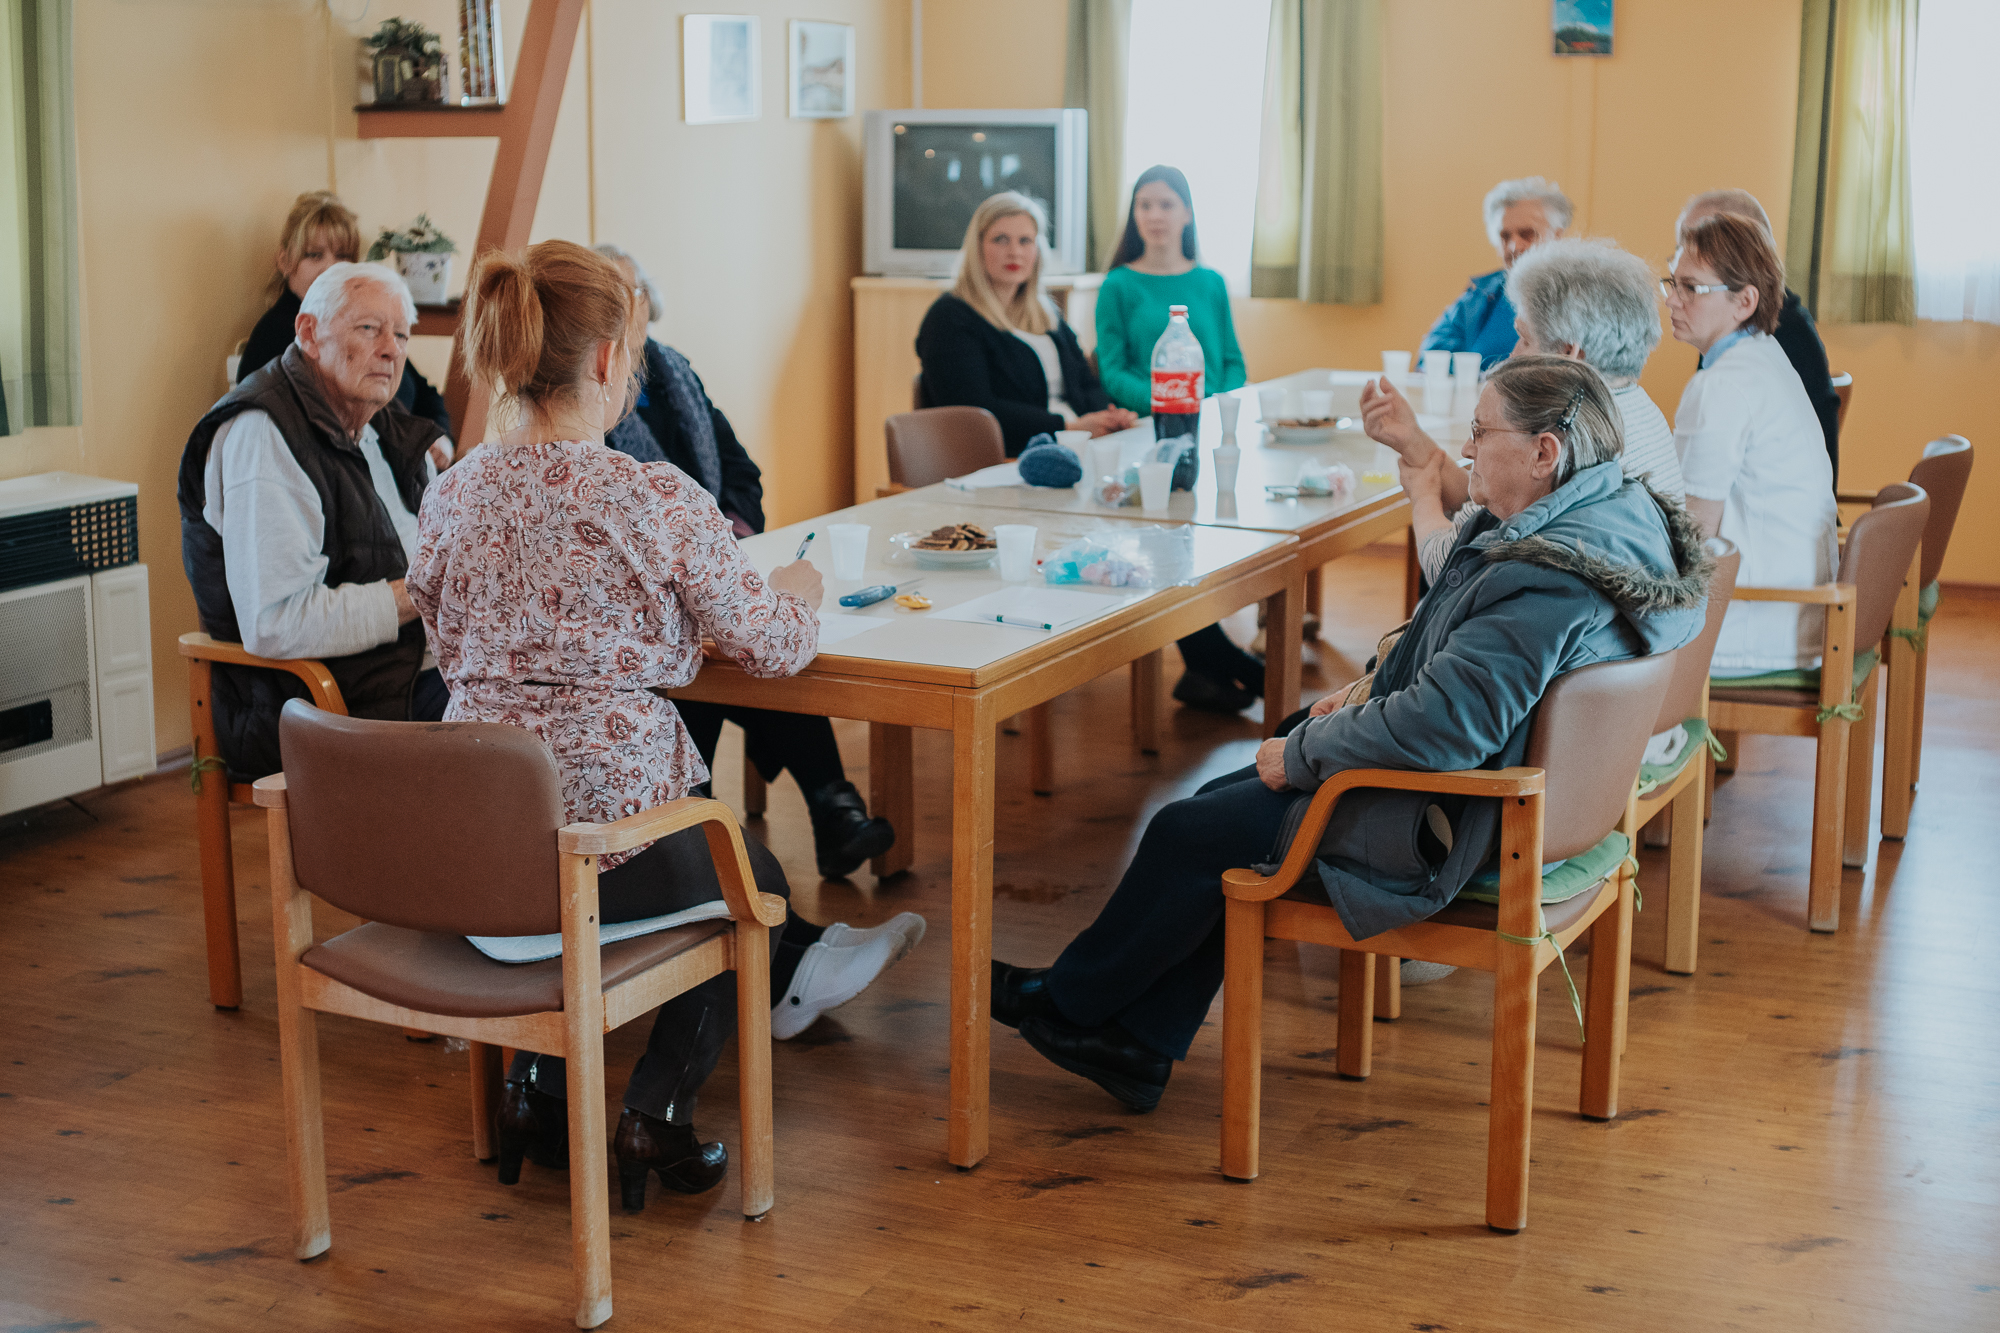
left=794, top=532, right=815, bottom=561
left=839, top=578, right=923, bottom=608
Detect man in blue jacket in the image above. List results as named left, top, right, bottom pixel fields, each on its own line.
left=1422, top=177, right=1573, bottom=369
left=991, top=357, right=1709, bottom=1113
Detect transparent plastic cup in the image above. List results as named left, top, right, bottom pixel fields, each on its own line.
left=1217, top=394, right=1242, bottom=435
left=1381, top=350, right=1413, bottom=380
left=1139, top=461, right=1173, bottom=512
left=828, top=523, right=869, bottom=581
left=996, top=524, right=1037, bottom=581
left=1212, top=444, right=1241, bottom=492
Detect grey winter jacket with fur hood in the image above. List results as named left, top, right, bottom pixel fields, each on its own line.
left=1280, top=459, right=1712, bottom=939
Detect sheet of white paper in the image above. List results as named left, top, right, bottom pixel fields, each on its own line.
left=814, top=612, right=885, bottom=646
left=469, top=900, right=733, bottom=963
left=945, top=462, right=1024, bottom=489
left=933, top=585, right=1142, bottom=631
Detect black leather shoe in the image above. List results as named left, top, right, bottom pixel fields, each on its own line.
left=1172, top=669, right=1255, bottom=715
left=1019, top=1016, right=1171, bottom=1113
left=613, top=1108, right=727, bottom=1210
left=805, top=780, right=897, bottom=879
left=991, top=960, right=1061, bottom=1030
left=495, top=1078, right=569, bottom=1184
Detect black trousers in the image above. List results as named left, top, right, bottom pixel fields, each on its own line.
left=508, top=822, right=795, bottom=1123
left=1044, top=765, right=1295, bottom=1062
left=676, top=699, right=846, bottom=795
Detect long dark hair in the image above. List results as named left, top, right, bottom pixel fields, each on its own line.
left=1110, top=165, right=1199, bottom=267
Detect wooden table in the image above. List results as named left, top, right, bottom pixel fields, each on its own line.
left=669, top=493, right=1300, bottom=1168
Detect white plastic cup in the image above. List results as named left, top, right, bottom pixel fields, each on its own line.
left=1212, top=444, right=1241, bottom=492
left=1054, top=429, right=1092, bottom=454
left=1299, top=389, right=1335, bottom=420
left=1451, top=351, right=1483, bottom=382
left=1088, top=438, right=1123, bottom=482
left=1257, top=386, right=1287, bottom=422
left=1217, top=394, right=1242, bottom=435
left=1381, top=350, right=1413, bottom=380
left=995, top=524, right=1038, bottom=581
left=1138, top=461, right=1173, bottom=512
left=828, top=523, right=869, bottom=581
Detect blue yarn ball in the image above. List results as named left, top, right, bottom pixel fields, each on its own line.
left=1017, top=443, right=1083, bottom=488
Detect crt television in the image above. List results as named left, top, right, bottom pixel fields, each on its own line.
left=862, top=108, right=1089, bottom=277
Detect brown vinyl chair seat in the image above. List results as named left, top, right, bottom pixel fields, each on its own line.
left=1276, top=879, right=1607, bottom=935
left=303, top=919, right=732, bottom=1019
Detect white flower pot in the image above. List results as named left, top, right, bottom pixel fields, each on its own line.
left=395, top=251, right=452, bottom=306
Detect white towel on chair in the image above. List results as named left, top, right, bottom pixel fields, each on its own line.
left=468, top=899, right=734, bottom=963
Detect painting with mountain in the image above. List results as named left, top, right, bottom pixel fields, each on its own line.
left=1554, top=0, right=1613, bottom=55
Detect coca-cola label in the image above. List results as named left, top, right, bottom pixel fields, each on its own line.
left=1151, top=369, right=1203, bottom=414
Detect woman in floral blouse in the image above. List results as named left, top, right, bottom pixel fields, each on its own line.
left=409, top=240, right=920, bottom=1209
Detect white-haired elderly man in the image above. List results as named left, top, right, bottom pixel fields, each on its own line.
left=177, top=261, right=452, bottom=777
left=1422, top=176, right=1573, bottom=370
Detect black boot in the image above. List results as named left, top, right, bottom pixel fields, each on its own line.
left=614, top=1108, right=727, bottom=1209
left=495, top=1067, right=569, bottom=1185
left=805, top=779, right=895, bottom=879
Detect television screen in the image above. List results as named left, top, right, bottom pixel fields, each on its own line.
left=891, top=122, right=1060, bottom=254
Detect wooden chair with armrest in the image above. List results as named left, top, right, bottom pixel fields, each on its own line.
left=1220, top=652, right=1676, bottom=1232
left=1707, top=484, right=1928, bottom=931
left=1834, top=436, right=1971, bottom=838
left=257, top=700, right=783, bottom=1330
left=178, top=631, right=345, bottom=1011
left=1621, top=539, right=1740, bottom=976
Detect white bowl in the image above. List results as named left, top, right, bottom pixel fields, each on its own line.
left=892, top=531, right=998, bottom=569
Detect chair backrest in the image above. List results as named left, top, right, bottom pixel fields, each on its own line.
left=277, top=700, right=567, bottom=937
left=1651, top=538, right=1741, bottom=732
left=1830, top=371, right=1853, bottom=433
left=1525, top=654, right=1677, bottom=861
left=1839, top=482, right=1930, bottom=651
left=1909, top=435, right=1972, bottom=589
left=884, top=406, right=1006, bottom=488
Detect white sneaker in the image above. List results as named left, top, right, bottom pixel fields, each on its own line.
left=771, top=933, right=899, bottom=1040
left=820, top=912, right=926, bottom=964
left=1399, top=959, right=1458, bottom=987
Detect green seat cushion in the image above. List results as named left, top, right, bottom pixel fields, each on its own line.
left=1456, top=830, right=1630, bottom=907
left=1636, top=719, right=1723, bottom=796
left=1710, top=645, right=1879, bottom=694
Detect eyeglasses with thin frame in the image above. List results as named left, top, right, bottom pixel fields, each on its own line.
left=1466, top=420, right=1537, bottom=448
left=1659, top=276, right=1737, bottom=302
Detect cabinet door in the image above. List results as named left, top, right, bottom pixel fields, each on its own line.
left=92, top=566, right=155, bottom=782
left=98, top=670, right=156, bottom=782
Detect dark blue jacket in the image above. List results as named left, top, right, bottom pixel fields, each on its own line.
left=1421, top=269, right=1518, bottom=369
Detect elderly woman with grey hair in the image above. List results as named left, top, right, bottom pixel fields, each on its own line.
left=991, top=356, right=1709, bottom=1112
left=1422, top=176, right=1573, bottom=369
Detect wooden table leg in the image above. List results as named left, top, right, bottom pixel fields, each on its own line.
left=1302, top=565, right=1324, bottom=639
left=1130, top=650, right=1161, bottom=754
left=1025, top=702, right=1054, bottom=796
left=948, top=693, right=997, bottom=1169
left=190, top=659, right=243, bottom=1011
left=1262, top=573, right=1305, bottom=737
left=868, top=722, right=915, bottom=878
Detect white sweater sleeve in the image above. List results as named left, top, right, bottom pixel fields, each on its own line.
left=203, top=411, right=401, bottom=660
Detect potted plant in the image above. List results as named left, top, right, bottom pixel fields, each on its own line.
left=367, top=214, right=458, bottom=305
left=366, top=18, right=448, bottom=104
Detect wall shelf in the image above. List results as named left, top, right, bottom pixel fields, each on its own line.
left=354, top=104, right=507, bottom=139
left=412, top=300, right=461, bottom=339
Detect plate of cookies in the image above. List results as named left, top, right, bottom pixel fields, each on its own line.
left=893, top=522, right=999, bottom=569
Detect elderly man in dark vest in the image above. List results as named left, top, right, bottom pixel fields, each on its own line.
left=177, top=262, right=450, bottom=777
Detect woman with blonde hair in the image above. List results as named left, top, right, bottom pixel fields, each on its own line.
left=408, top=239, right=919, bottom=1209
left=916, top=192, right=1136, bottom=454
left=237, top=190, right=452, bottom=436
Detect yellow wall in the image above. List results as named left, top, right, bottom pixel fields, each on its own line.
left=1, top=0, right=905, bottom=758
left=926, top=0, right=1998, bottom=585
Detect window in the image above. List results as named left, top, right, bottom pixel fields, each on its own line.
left=1911, top=0, right=2000, bottom=323
left=1120, top=0, right=1273, bottom=294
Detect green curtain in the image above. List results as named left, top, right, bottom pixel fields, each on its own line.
left=1250, top=0, right=1382, bottom=305
left=1786, top=0, right=1918, bottom=326
left=1064, top=0, right=1130, bottom=272
left=1, top=0, right=81, bottom=434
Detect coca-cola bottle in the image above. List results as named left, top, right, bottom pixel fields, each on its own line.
left=1150, top=305, right=1203, bottom=490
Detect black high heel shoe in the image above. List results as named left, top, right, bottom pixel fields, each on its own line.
left=613, top=1107, right=727, bottom=1210
left=495, top=1078, right=570, bottom=1185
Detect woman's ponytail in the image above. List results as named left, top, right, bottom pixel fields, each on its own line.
left=462, top=250, right=544, bottom=397
left=459, top=239, right=632, bottom=417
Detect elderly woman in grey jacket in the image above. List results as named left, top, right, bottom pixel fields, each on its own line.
left=990, top=356, right=1710, bottom=1113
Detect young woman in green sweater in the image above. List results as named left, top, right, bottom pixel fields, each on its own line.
left=1096, top=166, right=1260, bottom=713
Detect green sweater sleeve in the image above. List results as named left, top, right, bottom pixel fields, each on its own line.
left=1094, top=271, right=1154, bottom=414
left=1205, top=270, right=1247, bottom=393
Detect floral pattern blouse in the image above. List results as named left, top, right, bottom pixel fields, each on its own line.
left=408, top=441, right=818, bottom=868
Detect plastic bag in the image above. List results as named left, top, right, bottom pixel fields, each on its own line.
left=1041, top=524, right=1198, bottom=589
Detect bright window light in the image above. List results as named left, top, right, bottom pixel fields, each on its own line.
left=1121, top=0, right=1273, bottom=294
left=1911, top=0, right=2000, bottom=323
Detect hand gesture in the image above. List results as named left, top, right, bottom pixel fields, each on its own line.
left=1359, top=375, right=1432, bottom=462
left=1074, top=408, right=1139, bottom=438
left=1309, top=680, right=1359, bottom=717
left=1398, top=446, right=1447, bottom=507
left=767, top=558, right=824, bottom=611
left=1255, top=736, right=1293, bottom=792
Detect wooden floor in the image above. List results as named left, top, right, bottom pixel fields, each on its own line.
left=4, top=546, right=1997, bottom=1332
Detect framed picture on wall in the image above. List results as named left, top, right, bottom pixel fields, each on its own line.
left=789, top=20, right=855, bottom=119
left=683, top=14, right=761, bottom=124
left=1553, top=0, right=1612, bottom=55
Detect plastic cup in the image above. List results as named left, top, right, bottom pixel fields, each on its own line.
left=1054, top=429, right=1092, bottom=454
left=1451, top=352, right=1483, bottom=382
left=1217, top=394, right=1242, bottom=435
left=828, top=523, right=869, bottom=581
left=1138, top=461, right=1173, bottom=512
left=1257, top=386, right=1287, bottom=422
left=995, top=524, right=1037, bottom=581
left=1381, top=350, right=1413, bottom=380
left=1212, top=444, right=1241, bottom=492
left=1300, top=389, right=1335, bottom=420
left=1088, top=438, right=1123, bottom=483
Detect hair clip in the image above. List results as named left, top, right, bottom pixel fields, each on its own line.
left=1557, top=388, right=1585, bottom=432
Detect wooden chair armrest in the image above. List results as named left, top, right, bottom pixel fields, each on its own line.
left=1729, top=582, right=1856, bottom=606
left=558, top=798, right=786, bottom=927
left=1834, top=489, right=1876, bottom=505
left=1220, top=766, right=1545, bottom=903
left=874, top=483, right=913, bottom=498
left=178, top=632, right=346, bottom=713
left=251, top=774, right=288, bottom=808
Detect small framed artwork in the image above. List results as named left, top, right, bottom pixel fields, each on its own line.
left=683, top=14, right=761, bottom=124
left=789, top=20, right=855, bottom=119
left=1553, top=0, right=1613, bottom=56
